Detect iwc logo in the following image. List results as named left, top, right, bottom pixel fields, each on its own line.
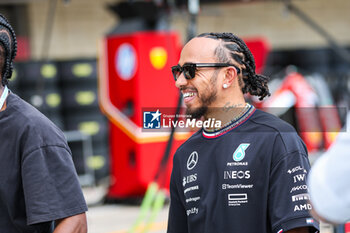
left=233, top=143, right=250, bottom=161
left=187, top=151, right=198, bottom=170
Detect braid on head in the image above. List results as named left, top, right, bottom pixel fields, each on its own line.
left=0, top=14, right=17, bottom=86
left=197, top=32, right=270, bottom=100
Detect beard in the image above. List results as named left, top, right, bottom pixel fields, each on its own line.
left=186, top=105, right=208, bottom=120
left=186, top=71, right=218, bottom=120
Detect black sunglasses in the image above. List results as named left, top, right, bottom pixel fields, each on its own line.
left=171, top=63, right=241, bottom=81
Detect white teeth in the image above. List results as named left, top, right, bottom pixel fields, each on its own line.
left=183, top=93, right=195, bottom=98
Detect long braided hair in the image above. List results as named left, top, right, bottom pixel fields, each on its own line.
left=198, top=32, right=270, bottom=100
left=0, top=14, right=17, bottom=86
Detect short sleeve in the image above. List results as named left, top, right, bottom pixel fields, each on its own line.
left=167, top=155, right=188, bottom=233
left=21, top=145, right=88, bottom=225
left=268, top=148, right=319, bottom=233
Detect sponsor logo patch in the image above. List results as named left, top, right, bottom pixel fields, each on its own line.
left=187, top=151, right=198, bottom=170
left=306, top=218, right=314, bottom=224
left=186, top=207, right=199, bottom=216
left=228, top=193, right=248, bottom=206
left=186, top=196, right=201, bottom=203
left=183, top=174, right=197, bottom=187
left=227, top=161, right=248, bottom=166
left=293, top=174, right=306, bottom=183
left=224, top=170, right=250, bottom=180
left=287, top=166, right=307, bottom=174
left=292, top=193, right=310, bottom=202
left=233, top=143, right=250, bottom=162
left=294, top=203, right=312, bottom=212
left=184, top=185, right=199, bottom=194
left=290, top=185, right=308, bottom=193
left=222, top=183, right=254, bottom=190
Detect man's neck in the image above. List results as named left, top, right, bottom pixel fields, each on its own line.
left=204, top=101, right=247, bottom=130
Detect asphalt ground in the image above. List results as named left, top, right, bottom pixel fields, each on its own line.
left=83, top=185, right=169, bottom=233
left=87, top=204, right=169, bottom=233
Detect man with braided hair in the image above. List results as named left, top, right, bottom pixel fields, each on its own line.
left=0, top=14, right=87, bottom=233
left=167, top=32, right=319, bottom=233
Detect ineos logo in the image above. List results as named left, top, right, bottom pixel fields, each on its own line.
left=187, top=151, right=198, bottom=170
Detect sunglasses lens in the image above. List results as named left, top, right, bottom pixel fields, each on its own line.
left=183, top=65, right=196, bottom=80
left=171, top=64, right=196, bottom=81
left=171, top=66, right=181, bottom=81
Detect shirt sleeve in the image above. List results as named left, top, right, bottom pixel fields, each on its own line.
left=268, top=135, right=319, bottom=233
left=21, top=145, right=88, bottom=225
left=167, top=155, right=188, bottom=233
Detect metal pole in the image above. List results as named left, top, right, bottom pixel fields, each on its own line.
left=187, top=0, right=199, bottom=41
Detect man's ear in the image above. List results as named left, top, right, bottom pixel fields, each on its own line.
left=223, top=66, right=238, bottom=88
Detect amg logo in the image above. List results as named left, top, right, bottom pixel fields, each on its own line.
left=224, top=170, right=250, bottom=179
left=292, top=193, right=310, bottom=202
left=294, top=204, right=312, bottom=212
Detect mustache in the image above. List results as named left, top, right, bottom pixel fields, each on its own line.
left=180, top=87, right=197, bottom=92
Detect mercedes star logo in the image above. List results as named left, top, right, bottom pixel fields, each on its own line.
left=187, top=151, right=198, bottom=170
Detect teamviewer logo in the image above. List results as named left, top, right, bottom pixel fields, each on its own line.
left=143, top=109, right=161, bottom=129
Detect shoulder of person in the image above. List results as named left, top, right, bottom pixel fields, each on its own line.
left=251, top=109, right=308, bottom=159
left=173, top=130, right=201, bottom=160
left=9, top=94, right=68, bottom=149
left=249, top=108, right=297, bottom=133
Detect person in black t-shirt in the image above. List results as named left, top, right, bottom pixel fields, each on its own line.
left=0, top=14, right=87, bottom=233
left=167, top=32, right=319, bottom=233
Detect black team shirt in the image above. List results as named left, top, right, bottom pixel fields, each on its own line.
left=167, top=105, right=319, bottom=233
left=0, top=93, right=87, bottom=232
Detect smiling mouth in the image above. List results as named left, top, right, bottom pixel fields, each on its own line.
left=182, top=91, right=198, bottom=104
left=183, top=92, right=195, bottom=98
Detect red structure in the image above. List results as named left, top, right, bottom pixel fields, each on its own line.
left=243, top=38, right=270, bottom=74
left=345, top=222, right=350, bottom=233
left=15, top=36, right=30, bottom=61
left=99, top=31, right=190, bottom=198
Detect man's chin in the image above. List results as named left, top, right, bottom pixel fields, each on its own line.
left=186, top=106, right=208, bottom=120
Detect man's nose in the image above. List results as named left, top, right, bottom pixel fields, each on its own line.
left=175, top=72, right=188, bottom=89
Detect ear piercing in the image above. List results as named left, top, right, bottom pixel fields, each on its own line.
left=223, top=84, right=228, bottom=89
